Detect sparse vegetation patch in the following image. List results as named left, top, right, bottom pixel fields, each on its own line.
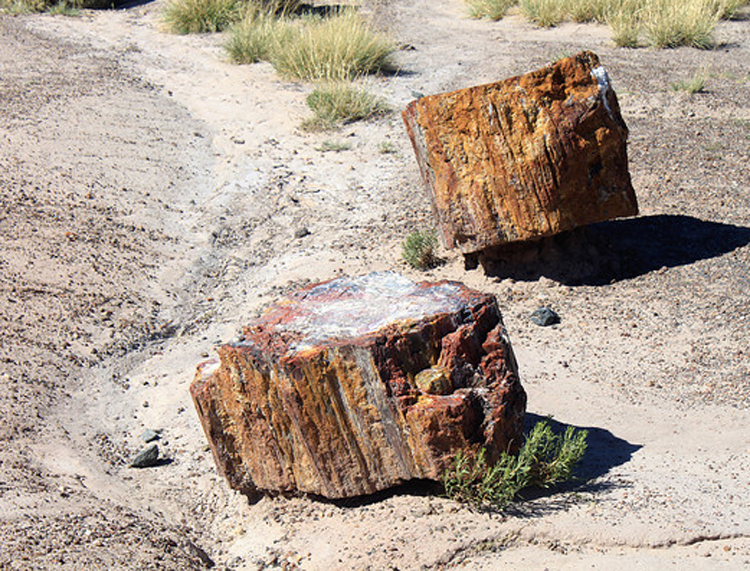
left=267, top=9, right=395, bottom=81
left=670, top=68, right=709, bottom=93
left=462, top=0, right=748, bottom=48
left=303, top=81, right=390, bottom=131
left=315, top=139, right=352, bottom=152
left=225, top=9, right=286, bottom=63
left=163, top=0, right=243, bottom=34
left=1, top=0, right=111, bottom=12
left=641, top=0, right=720, bottom=48
left=465, top=0, right=516, bottom=19
left=402, top=229, right=439, bottom=270
left=442, top=420, right=589, bottom=508
left=519, top=0, right=566, bottom=27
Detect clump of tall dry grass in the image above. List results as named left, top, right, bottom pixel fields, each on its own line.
left=303, top=81, right=390, bottom=131
left=463, top=0, right=747, bottom=48
left=465, top=0, right=517, bottom=20
left=162, top=0, right=243, bottom=34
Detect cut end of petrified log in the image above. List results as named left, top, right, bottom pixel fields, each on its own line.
left=190, top=272, right=526, bottom=499
left=403, top=50, right=638, bottom=254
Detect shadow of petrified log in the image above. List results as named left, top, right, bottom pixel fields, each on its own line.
left=471, top=214, right=750, bottom=286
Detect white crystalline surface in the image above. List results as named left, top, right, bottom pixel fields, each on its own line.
left=269, top=272, right=470, bottom=353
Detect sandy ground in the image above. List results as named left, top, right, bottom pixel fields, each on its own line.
left=1, top=1, right=749, bottom=569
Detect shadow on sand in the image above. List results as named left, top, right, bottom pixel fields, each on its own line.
left=469, top=214, right=750, bottom=286
left=497, top=413, right=641, bottom=518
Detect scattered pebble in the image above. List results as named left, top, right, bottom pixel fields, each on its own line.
left=131, top=444, right=159, bottom=468
left=141, top=428, right=162, bottom=443
left=530, top=307, right=560, bottom=326
left=295, top=227, right=311, bottom=239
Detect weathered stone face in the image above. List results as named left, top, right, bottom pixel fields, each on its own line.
left=403, top=51, right=638, bottom=254
left=190, top=273, right=526, bottom=499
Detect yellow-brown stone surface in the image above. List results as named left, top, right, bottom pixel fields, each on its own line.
left=403, top=51, right=638, bottom=254
left=190, top=272, right=526, bottom=499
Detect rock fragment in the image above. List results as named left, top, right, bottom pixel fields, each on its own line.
left=141, top=428, right=162, bottom=443
left=131, top=444, right=159, bottom=468
left=402, top=51, right=638, bottom=254
left=531, top=307, right=560, bottom=326
left=190, top=272, right=526, bottom=499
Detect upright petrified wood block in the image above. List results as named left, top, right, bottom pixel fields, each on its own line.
left=190, top=272, right=526, bottom=499
left=403, top=51, right=638, bottom=254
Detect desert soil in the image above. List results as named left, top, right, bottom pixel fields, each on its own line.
left=1, top=1, right=749, bottom=569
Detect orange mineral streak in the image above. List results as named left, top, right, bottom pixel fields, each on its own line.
left=403, top=51, right=638, bottom=254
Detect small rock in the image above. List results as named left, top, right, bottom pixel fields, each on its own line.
left=531, top=307, right=560, bottom=326
left=141, top=428, right=162, bottom=443
left=414, top=366, right=452, bottom=395
left=131, top=444, right=159, bottom=468
left=294, top=227, right=311, bottom=239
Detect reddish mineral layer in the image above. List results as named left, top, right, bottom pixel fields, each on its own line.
left=191, top=272, right=526, bottom=499
left=403, top=50, right=638, bottom=254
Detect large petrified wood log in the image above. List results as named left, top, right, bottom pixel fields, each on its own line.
left=190, top=272, right=526, bottom=499
left=403, top=50, right=638, bottom=254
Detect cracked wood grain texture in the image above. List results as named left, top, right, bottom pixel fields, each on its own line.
left=403, top=50, right=638, bottom=254
left=190, top=273, right=526, bottom=499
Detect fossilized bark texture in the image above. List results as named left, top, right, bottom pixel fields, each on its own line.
left=403, top=50, right=638, bottom=254
left=190, top=272, right=526, bottom=499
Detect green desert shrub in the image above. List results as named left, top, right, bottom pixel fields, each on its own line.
left=303, top=81, right=390, bottom=130
left=465, top=0, right=517, bottom=20
left=269, top=9, right=395, bottom=81
left=401, top=229, right=439, bottom=270
left=315, top=139, right=351, bottom=152
left=442, top=420, right=589, bottom=508
left=162, top=0, right=243, bottom=34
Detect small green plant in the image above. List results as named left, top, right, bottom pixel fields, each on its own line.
left=402, top=229, right=439, bottom=270
left=47, top=0, right=79, bottom=14
left=315, top=139, right=351, bottom=152
left=465, top=0, right=517, bottom=20
left=162, top=0, right=243, bottom=34
left=303, top=81, right=390, bottom=130
left=670, top=68, right=709, bottom=93
left=378, top=140, right=397, bottom=154
left=442, top=420, right=589, bottom=508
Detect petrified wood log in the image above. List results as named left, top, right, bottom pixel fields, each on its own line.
left=190, top=272, right=526, bottom=499
left=403, top=50, right=638, bottom=254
